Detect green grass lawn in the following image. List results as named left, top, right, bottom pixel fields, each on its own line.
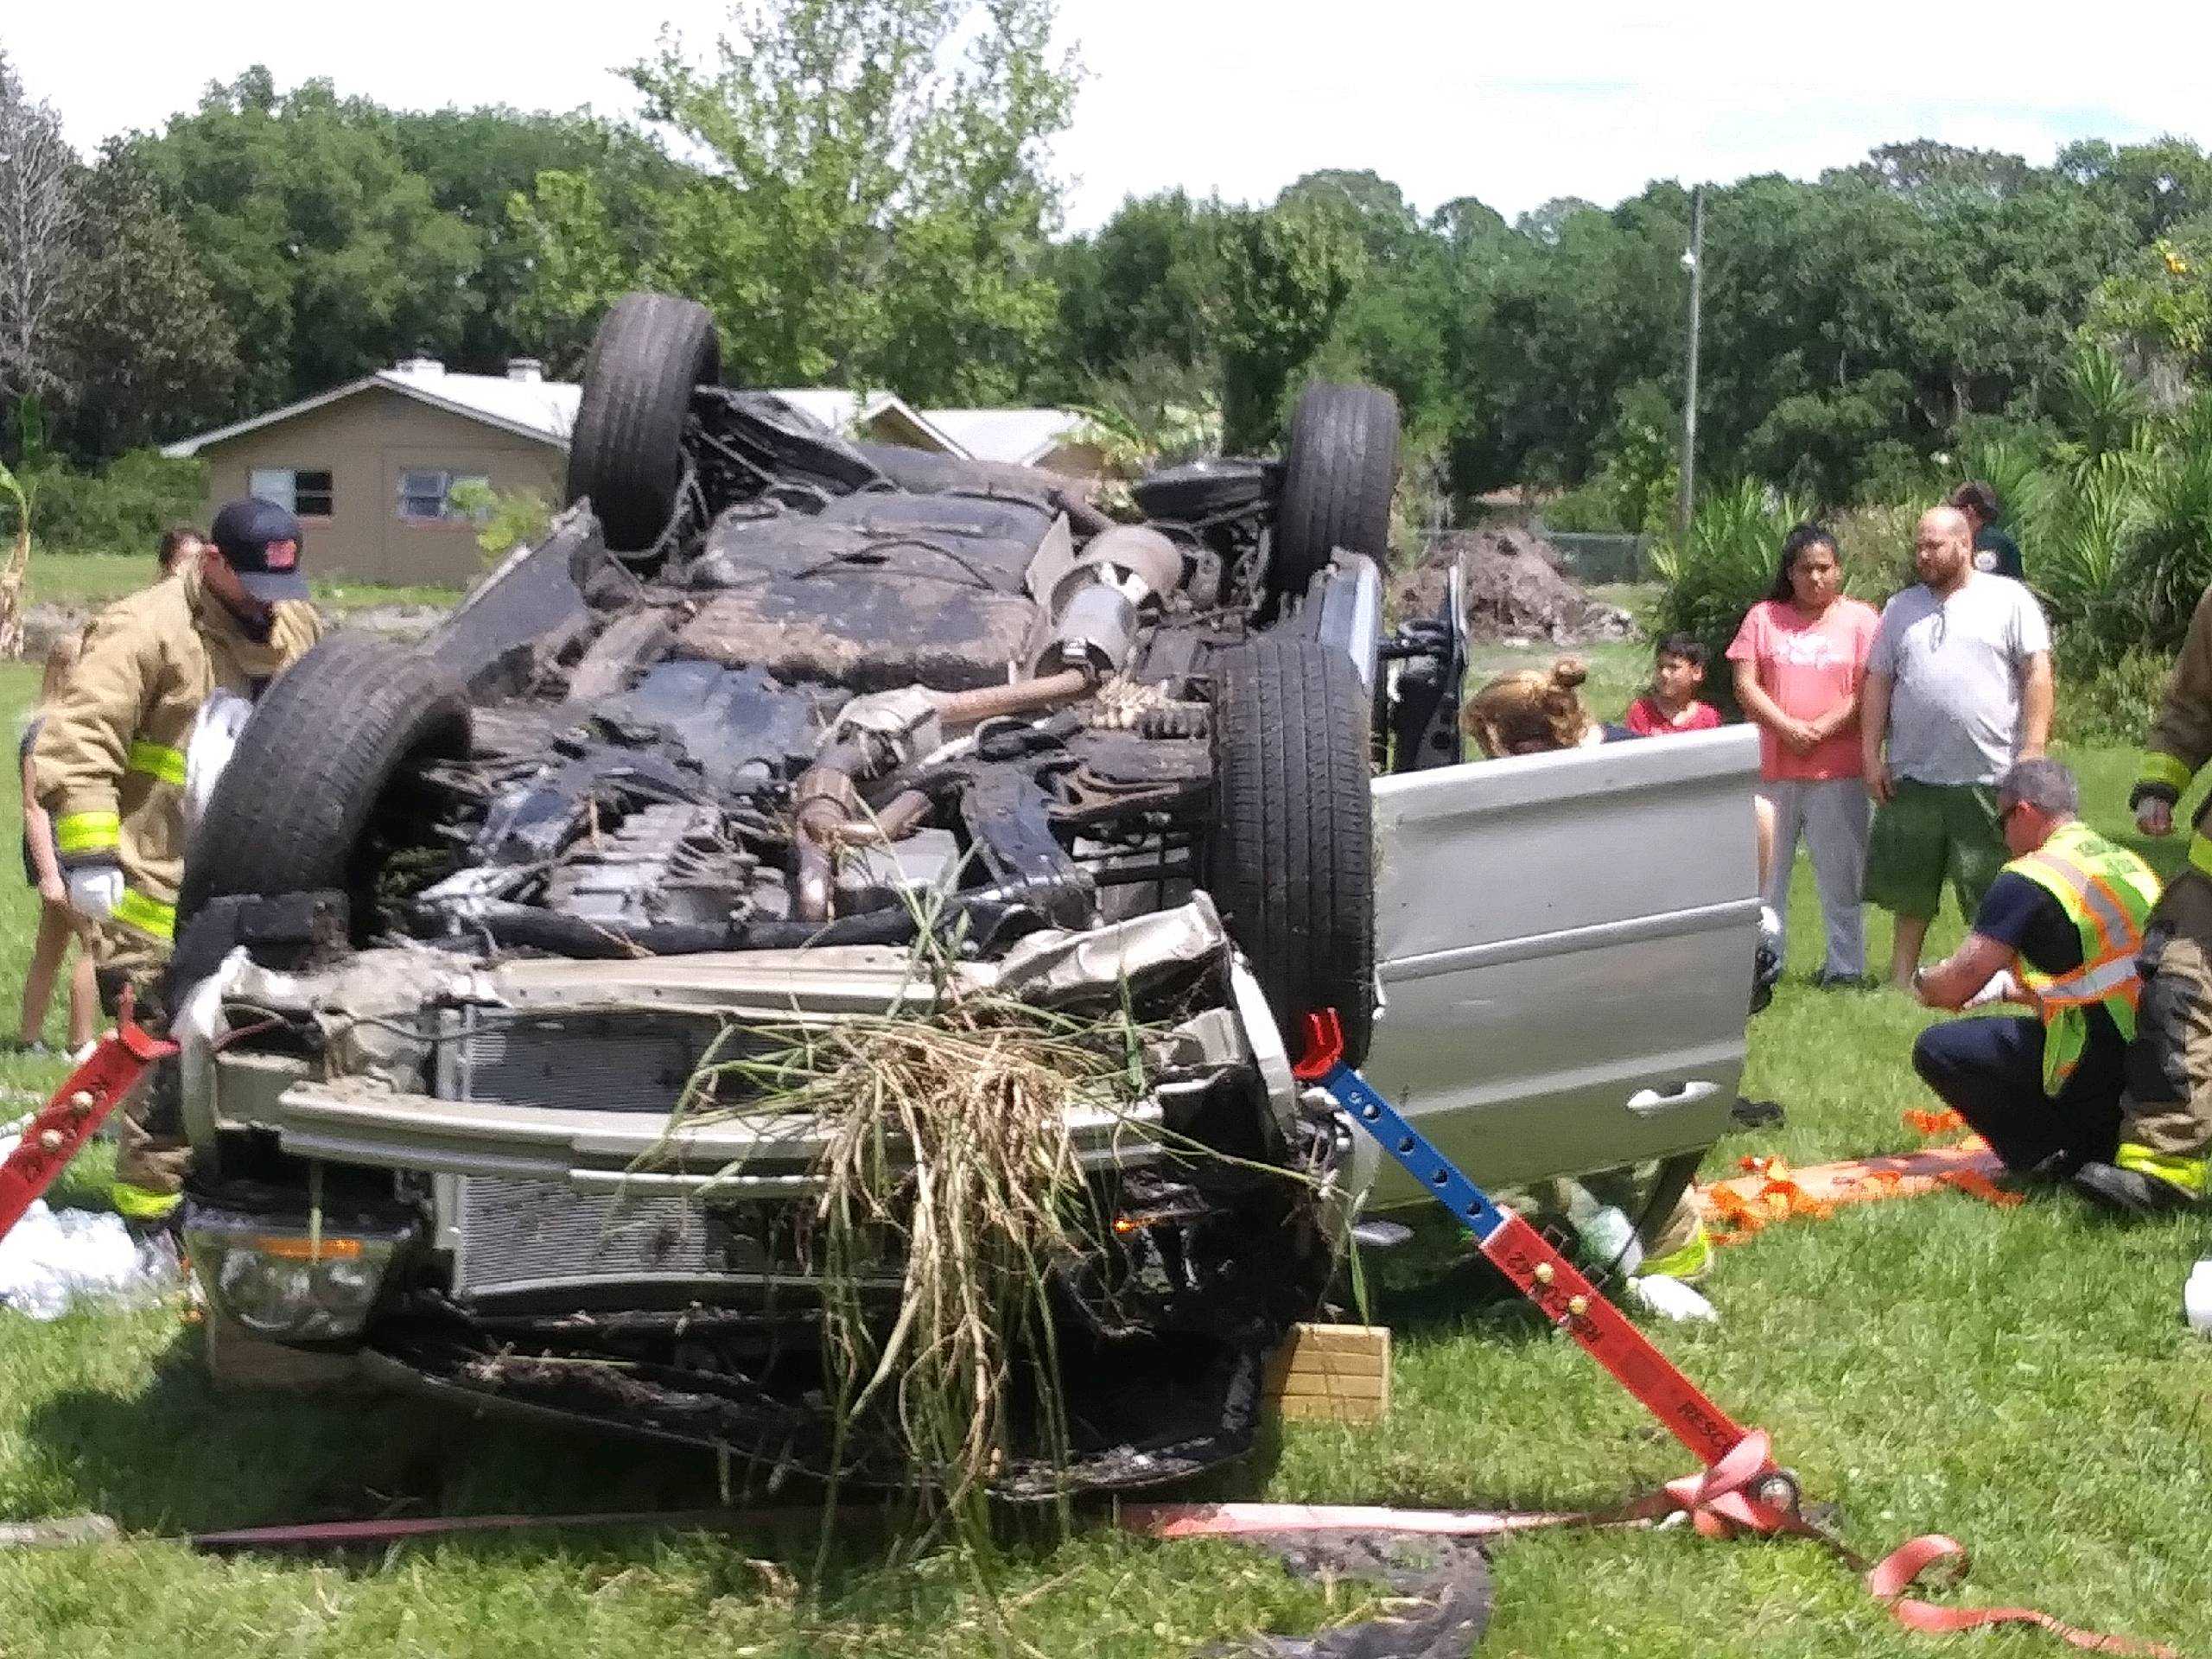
left=27, top=552, right=461, bottom=617
left=0, top=672, right=2206, bottom=1656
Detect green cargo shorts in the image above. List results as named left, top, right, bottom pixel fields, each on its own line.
left=1864, top=779, right=2006, bottom=923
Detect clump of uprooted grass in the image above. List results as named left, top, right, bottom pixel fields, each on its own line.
left=680, top=988, right=1154, bottom=1557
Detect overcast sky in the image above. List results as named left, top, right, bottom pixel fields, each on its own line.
left=10, top=1, right=2212, bottom=231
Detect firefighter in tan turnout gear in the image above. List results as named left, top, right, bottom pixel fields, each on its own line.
left=32, top=499, right=325, bottom=1224
left=2116, top=583, right=2212, bottom=1212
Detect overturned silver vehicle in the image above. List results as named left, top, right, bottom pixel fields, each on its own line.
left=168, top=293, right=1763, bottom=1485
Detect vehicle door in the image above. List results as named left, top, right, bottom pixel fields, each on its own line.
left=1361, top=725, right=1761, bottom=1204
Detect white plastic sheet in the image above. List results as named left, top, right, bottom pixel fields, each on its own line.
left=0, top=1136, right=180, bottom=1320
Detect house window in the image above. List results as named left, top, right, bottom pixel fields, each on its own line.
left=248, top=467, right=334, bottom=518
left=397, top=469, right=492, bottom=523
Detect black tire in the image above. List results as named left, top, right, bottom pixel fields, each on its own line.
left=1202, top=634, right=1376, bottom=1066
left=1271, top=383, right=1400, bottom=602
left=179, top=634, right=471, bottom=933
left=565, top=291, right=721, bottom=552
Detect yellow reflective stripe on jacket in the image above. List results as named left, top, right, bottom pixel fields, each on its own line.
left=111, top=887, right=175, bottom=944
left=2115, top=1143, right=2208, bottom=1199
left=2009, top=823, right=2160, bottom=1094
left=2139, top=751, right=2195, bottom=794
left=110, top=1181, right=182, bottom=1221
left=54, top=810, right=121, bottom=857
left=125, top=739, right=186, bottom=786
left=1640, top=1224, right=1713, bottom=1283
left=2190, top=833, right=2212, bottom=881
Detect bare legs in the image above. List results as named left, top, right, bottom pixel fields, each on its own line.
left=1890, top=912, right=1932, bottom=993
left=19, top=900, right=97, bottom=1052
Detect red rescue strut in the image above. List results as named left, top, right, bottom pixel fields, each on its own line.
left=0, top=1005, right=177, bottom=1245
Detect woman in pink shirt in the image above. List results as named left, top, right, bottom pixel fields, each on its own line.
left=1726, top=524, right=1882, bottom=987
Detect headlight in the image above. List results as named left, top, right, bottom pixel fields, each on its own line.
left=184, top=1206, right=416, bottom=1341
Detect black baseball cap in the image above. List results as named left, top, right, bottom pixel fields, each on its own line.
left=211, top=498, right=310, bottom=601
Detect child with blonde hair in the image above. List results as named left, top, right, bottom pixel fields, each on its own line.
left=1461, top=657, right=1601, bottom=756
left=17, top=635, right=98, bottom=1057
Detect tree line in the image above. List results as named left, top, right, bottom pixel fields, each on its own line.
left=9, top=2, right=2212, bottom=524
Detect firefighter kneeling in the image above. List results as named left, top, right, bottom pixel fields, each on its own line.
left=1910, top=759, right=2163, bottom=1193
left=31, top=500, right=324, bottom=1229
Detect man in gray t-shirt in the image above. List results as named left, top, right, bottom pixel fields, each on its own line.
left=1861, top=506, right=2055, bottom=989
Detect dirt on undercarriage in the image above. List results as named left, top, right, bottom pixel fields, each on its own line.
left=1391, top=527, right=1637, bottom=645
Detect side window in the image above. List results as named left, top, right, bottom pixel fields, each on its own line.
left=398, top=469, right=492, bottom=523
left=397, top=469, right=447, bottom=520
left=247, top=467, right=333, bottom=518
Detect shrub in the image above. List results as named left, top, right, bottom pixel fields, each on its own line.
left=1541, top=478, right=1634, bottom=533
left=2055, top=639, right=2170, bottom=748
left=1649, top=480, right=1810, bottom=713
left=446, top=481, right=554, bottom=565
left=1830, top=502, right=1917, bottom=598
left=0, top=450, right=207, bottom=557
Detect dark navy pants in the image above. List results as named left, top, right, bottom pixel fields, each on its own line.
left=1910, top=1014, right=2126, bottom=1174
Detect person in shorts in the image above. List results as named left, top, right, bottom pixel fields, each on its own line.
left=1861, top=506, right=2054, bottom=990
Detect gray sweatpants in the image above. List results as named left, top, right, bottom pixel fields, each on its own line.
left=1759, top=778, right=1871, bottom=979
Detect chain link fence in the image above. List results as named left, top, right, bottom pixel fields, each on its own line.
left=1536, top=528, right=1651, bottom=584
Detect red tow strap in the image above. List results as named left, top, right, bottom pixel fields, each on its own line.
left=1259, top=1010, right=2180, bottom=1656
left=0, top=1009, right=175, bottom=1244
left=1118, top=1437, right=2177, bottom=1656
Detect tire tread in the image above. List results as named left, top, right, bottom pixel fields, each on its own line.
left=179, top=634, right=470, bottom=926
left=1205, top=634, right=1376, bottom=1064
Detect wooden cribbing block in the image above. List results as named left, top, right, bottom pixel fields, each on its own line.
left=1262, top=1322, right=1390, bottom=1424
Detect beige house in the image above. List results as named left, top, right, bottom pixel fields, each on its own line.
left=164, top=359, right=1093, bottom=588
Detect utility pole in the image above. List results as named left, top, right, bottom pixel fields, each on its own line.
left=1676, top=185, right=1705, bottom=543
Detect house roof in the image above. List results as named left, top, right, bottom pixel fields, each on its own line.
left=162, top=364, right=1079, bottom=471
left=764, top=388, right=968, bottom=455
left=162, top=364, right=584, bottom=458
left=923, top=407, right=1090, bottom=466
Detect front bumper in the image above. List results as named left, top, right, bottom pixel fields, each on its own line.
left=180, top=897, right=1313, bottom=1316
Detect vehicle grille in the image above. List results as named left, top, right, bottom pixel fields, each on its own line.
left=451, top=1176, right=817, bottom=1303
left=450, top=1012, right=721, bottom=1115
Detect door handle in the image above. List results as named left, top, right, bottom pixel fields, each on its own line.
left=1626, top=1080, right=1722, bottom=1116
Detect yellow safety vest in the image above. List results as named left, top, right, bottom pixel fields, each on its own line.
left=2005, top=821, right=2162, bottom=1095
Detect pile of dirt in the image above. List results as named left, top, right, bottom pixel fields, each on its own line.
left=1393, top=527, right=1637, bottom=645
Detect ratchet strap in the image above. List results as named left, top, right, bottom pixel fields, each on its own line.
left=1262, top=1010, right=2177, bottom=1656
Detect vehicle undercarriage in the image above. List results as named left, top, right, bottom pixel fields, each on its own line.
left=170, top=293, right=1459, bottom=1489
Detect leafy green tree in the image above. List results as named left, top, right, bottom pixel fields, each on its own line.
left=128, top=69, right=480, bottom=411
left=387, top=106, right=684, bottom=375
left=1049, top=189, right=1227, bottom=388
left=1742, top=372, right=1914, bottom=504
left=2059, top=137, right=2212, bottom=240
left=2088, top=220, right=2212, bottom=384
left=1278, top=168, right=1422, bottom=263
left=1214, top=202, right=1365, bottom=449
left=54, top=149, right=240, bottom=457
left=1840, top=141, right=2037, bottom=207
left=1452, top=188, right=1684, bottom=490
left=512, top=0, right=1076, bottom=402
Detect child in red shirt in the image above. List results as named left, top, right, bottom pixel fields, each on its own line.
left=1624, top=635, right=1722, bottom=736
